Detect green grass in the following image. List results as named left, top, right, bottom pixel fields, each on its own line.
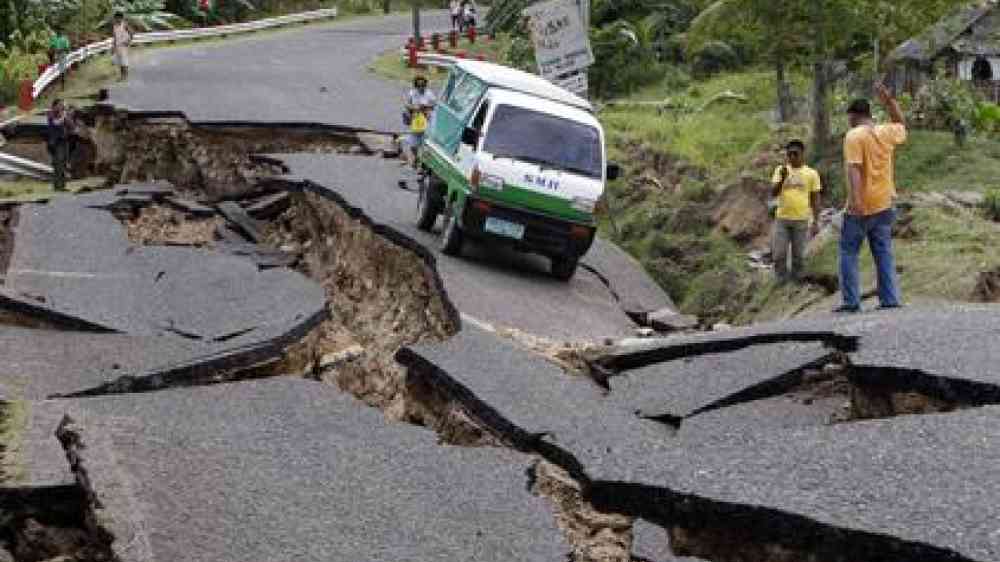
left=0, top=178, right=102, bottom=203
left=599, top=67, right=1000, bottom=324
left=599, top=69, right=799, bottom=183
left=895, top=131, right=1000, bottom=193
left=368, top=36, right=506, bottom=83
left=0, top=400, right=29, bottom=483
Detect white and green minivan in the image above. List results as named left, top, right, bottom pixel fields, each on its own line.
left=416, top=59, right=620, bottom=280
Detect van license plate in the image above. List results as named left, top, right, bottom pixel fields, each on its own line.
left=484, top=217, right=525, bottom=240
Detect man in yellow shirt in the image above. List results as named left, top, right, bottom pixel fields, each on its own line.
left=838, top=84, right=907, bottom=313
left=771, top=139, right=821, bottom=283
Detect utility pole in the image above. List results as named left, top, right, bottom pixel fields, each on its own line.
left=412, top=2, right=421, bottom=44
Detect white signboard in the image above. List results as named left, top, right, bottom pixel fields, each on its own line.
left=524, top=0, right=594, bottom=79
left=552, top=71, right=588, bottom=97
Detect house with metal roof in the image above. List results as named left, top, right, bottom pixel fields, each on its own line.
left=888, top=0, right=1000, bottom=101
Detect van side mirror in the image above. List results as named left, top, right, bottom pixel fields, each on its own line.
left=606, top=162, right=622, bottom=181
left=461, top=127, right=479, bottom=148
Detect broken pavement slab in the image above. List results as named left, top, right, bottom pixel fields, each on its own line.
left=59, top=379, right=570, bottom=562
left=7, top=196, right=326, bottom=340
left=242, top=191, right=290, bottom=220
left=164, top=196, right=216, bottom=218
left=397, top=325, right=673, bottom=475
left=276, top=152, right=672, bottom=339
left=589, top=406, right=1000, bottom=562
left=606, top=341, right=837, bottom=424
left=644, top=308, right=699, bottom=333
left=216, top=200, right=264, bottom=243
left=114, top=180, right=175, bottom=199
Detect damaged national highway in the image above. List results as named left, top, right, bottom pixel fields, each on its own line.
left=3, top=12, right=1000, bottom=562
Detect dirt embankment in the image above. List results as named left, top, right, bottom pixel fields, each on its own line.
left=263, top=189, right=474, bottom=432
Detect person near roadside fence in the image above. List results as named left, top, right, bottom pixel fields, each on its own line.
left=49, top=29, right=71, bottom=91
left=837, top=83, right=907, bottom=313
left=462, top=0, right=478, bottom=31
left=47, top=99, right=77, bottom=192
left=770, top=139, right=822, bottom=284
left=402, top=75, right=437, bottom=172
left=112, top=11, right=133, bottom=81
left=450, top=0, right=462, bottom=30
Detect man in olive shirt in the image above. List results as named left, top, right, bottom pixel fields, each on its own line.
left=771, top=139, right=822, bottom=283
left=838, top=84, right=907, bottom=313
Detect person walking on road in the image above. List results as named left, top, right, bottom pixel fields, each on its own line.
left=49, top=29, right=71, bottom=91
left=450, top=0, right=462, bottom=31
left=770, top=139, right=822, bottom=284
left=463, top=0, right=478, bottom=31
left=47, top=99, right=74, bottom=192
left=403, top=75, right=437, bottom=172
left=837, top=84, right=907, bottom=313
left=112, top=11, right=133, bottom=81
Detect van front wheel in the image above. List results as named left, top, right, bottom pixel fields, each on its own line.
left=440, top=210, right=464, bottom=256
left=550, top=256, right=579, bottom=281
left=416, top=175, right=443, bottom=232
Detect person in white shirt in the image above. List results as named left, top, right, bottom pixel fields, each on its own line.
left=450, top=0, right=461, bottom=30
left=112, top=11, right=133, bottom=81
left=463, top=0, right=478, bottom=31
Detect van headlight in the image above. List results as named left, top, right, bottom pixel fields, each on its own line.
left=481, top=174, right=504, bottom=191
left=571, top=197, right=597, bottom=213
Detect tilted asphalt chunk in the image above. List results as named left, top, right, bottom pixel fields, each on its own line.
left=606, top=341, right=837, bottom=424
left=588, top=405, right=1000, bottom=562
left=58, top=379, right=570, bottom=562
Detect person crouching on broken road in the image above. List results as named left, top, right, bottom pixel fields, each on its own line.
left=112, top=11, right=133, bottom=81
left=770, top=139, right=822, bottom=284
left=403, top=75, right=437, bottom=172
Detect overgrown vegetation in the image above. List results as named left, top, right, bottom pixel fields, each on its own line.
left=0, top=0, right=336, bottom=105
left=597, top=63, right=1000, bottom=324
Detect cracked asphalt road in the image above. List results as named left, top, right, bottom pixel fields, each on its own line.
left=282, top=153, right=672, bottom=340
left=111, top=12, right=453, bottom=130
left=108, top=12, right=673, bottom=340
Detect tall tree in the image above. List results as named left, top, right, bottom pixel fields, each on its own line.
left=687, top=0, right=971, bottom=155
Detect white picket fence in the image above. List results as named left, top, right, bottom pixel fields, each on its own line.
left=32, top=8, right=339, bottom=100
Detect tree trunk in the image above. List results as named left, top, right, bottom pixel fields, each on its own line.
left=776, top=61, right=793, bottom=122
left=383, top=0, right=391, bottom=14
left=811, top=60, right=831, bottom=161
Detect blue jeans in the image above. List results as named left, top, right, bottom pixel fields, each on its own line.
left=839, top=208, right=901, bottom=308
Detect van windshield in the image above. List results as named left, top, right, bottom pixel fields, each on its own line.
left=482, top=104, right=603, bottom=179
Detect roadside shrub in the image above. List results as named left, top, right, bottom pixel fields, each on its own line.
left=974, top=102, right=1000, bottom=134
left=910, top=73, right=978, bottom=133
left=0, top=43, right=48, bottom=106
left=691, top=40, right=738, bottom=77
left=983, top=189, right=1000, bottom=222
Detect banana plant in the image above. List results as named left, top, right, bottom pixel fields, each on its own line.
left=102, top=0, right=193, bottom=31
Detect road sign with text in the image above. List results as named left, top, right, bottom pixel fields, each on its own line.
left=524, top=0, right=594, bottom=79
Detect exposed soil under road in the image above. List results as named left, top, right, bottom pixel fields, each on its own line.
left=124, top=204, right=222, bottom=247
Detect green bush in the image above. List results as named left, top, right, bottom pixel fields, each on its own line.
left=691, top=40, right=739, bottom=77
left=910, top=72, right=978, bottom=132
left=974, top=103, right=1000, bottom=134
left=0, top=42, right=48, bottom=106
left=983, top=189, right=1000, bottom=222
left=589, top=20, right=666, bottom=99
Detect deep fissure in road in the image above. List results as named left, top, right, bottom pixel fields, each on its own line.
left=0, top=486, right=112, bottom=562
left=7, top=114, right=994, bottom=562
left=0, top=402, right=112, bottom=562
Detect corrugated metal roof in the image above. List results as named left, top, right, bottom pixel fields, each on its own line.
left=890, top=0, right=998, bottom=62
